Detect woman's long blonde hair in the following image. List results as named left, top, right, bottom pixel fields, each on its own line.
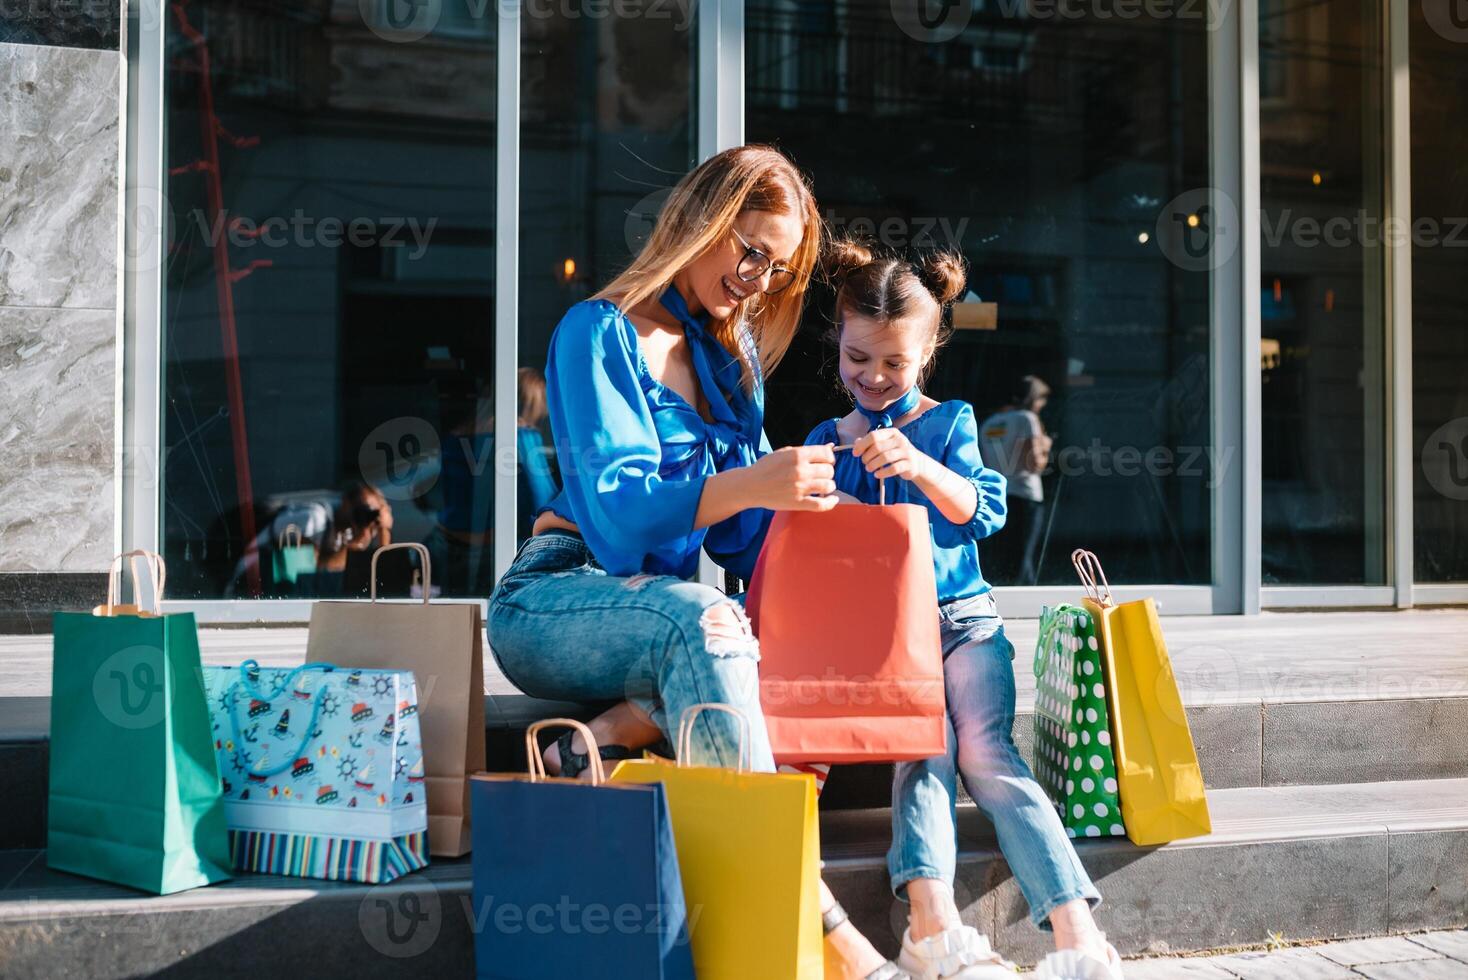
left=594, top=145, right=822, bottom=395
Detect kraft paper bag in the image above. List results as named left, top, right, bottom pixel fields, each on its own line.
left=306, top=543, right=485, bottom=856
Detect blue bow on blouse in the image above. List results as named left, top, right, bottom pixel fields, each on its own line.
left=657, top=286, right=763, bottom=469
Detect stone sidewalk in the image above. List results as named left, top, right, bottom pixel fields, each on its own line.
left=1107, top=932, right=1468, bottom=978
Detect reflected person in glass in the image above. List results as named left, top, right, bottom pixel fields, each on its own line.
left=978, top=376, right=1053, bottom=586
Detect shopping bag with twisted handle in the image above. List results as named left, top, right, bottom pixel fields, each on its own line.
left=470, top=720, right=695, bottom=980
left=1032, top=603, right=1125, bottom=839
left=609, top=705, right=823, bottom=980
left=201, top=659, right=429, bottom=882
left=270, top=522, right=317, bottom=590
left=746, top=501, right=947, bottom=764
left=307, top=542, right=485, bottom=856
left=1072, top=549, right=1212, bottom=846
left=47, top=551, right=232, bottom=894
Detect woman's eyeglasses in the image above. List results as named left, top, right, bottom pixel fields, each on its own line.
left=731, top=227, right=796, bottom=295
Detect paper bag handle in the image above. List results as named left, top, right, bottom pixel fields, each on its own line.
left=100, top=550, right=166, bottom=616
left=369, top=542, right=431, bottom=604
left=279, top=523, right=303, bottom=549
left=525, top=718, right=605, bottom=784
left=1071, top=549, right=1114, bottom=607
left=832, top=444, right=887, bottom=505
left=676, top=703, right=751, bottom=772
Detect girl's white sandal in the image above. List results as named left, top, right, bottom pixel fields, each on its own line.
left=896, top=925, right=1020, bottom=979
left=1032, top=935, right=1125, bottom=980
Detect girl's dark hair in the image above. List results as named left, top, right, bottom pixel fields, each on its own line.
left=821, top=239, right=967, bottom=378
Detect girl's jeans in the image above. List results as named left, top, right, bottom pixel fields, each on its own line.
left=889, top=591, right=1102, bottom=931
left=487, top=530, right=775, bottom=772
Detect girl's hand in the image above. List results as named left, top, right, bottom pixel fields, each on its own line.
left=747, top=445, right=839, bottom=511
left=853, top=428, right=931, bottom=482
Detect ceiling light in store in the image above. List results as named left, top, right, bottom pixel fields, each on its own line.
left=1137, top=231, right=1150, bottom=244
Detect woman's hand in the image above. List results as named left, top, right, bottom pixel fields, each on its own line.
left=693, top=445, right=838, bottom=531
left=853, top=427, right=932, bottom=483
left=747, top=445, right=840, bottom=511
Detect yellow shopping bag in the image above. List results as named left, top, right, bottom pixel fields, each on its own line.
left=1073, top=550, right=1212, bottom=846
left=609, top=705, right=822, bottom=980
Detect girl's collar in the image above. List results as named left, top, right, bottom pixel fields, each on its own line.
left=854, top=385, right=922, bottom=431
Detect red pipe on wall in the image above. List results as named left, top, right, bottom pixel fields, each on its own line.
left=172, top=3, right=264, bottom=597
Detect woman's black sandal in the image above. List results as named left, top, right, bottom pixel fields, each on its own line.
left=553, top=730, right=633, bottom=779
left=822, top=901, right=911, bottom=980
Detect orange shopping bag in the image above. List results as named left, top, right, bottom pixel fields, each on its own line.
left=746, top=503, right=946, bottom=764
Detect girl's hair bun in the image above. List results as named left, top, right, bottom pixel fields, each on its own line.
left=821, top=238, right=875, bottom=289
left=915, top=251, right=967, bottom=305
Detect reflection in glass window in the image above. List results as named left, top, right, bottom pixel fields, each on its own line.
left=1410, top=4, right=1468, bottom=583
left=748, top=0, right=1213, bottom=585
left=516, top=2, right=697, bottom=550
left=1258, top=0, right=1386, bottom=584
left=161, top=2, right=495, bottom=599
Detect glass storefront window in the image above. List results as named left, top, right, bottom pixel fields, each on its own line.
left=160, top=1, right=496, bottom=599
left=747, top=0, right=1214, bottom=586
left=139, top=0, right=1457, bottom=607
left=1409, top=1, right=1468, bottom=584
left=516, top=4, right=697, bottom=550
left=1258, top=0, right=1387, bottom=584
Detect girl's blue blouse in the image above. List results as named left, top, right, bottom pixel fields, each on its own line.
left=804, top=401, right=1008, bottom=602
left=538, top=287, right=774, bottom=581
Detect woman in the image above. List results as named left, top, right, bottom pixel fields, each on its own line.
left=486, top=145, right=903, bottom=980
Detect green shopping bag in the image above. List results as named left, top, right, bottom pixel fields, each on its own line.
left=47, top=551, right=232, bottom=894
left=1032, top=603, right=1125, bottom=840
left=270, top=522, right=317, bottom=588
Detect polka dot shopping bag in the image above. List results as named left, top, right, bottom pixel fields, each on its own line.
left=1033, top=603, right=1126, bottom=840
left=1072, top=549, right=1212, bottom=846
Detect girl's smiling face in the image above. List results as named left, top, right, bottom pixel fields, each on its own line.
left=838, top=311, right=931, bottom=413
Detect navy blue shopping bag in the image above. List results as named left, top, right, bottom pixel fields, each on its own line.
left=470, top=720, right=695, bottom=980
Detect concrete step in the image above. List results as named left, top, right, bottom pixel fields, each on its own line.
left=1, top=778, right=1464, bottom=977
left=823, top=776, right=1468, bottom=967
left=4, top=611, right=1468, bottom=848
left=5, top=687, right=1466, bottom=851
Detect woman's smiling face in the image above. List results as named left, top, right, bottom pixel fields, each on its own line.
left=838, top=312, right=930, bottom=412
left=676, top=209, right=804, bottom=320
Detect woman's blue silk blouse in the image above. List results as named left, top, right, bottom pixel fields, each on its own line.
left=538, top=286, right=774, bottom=581
left=804, top=400, right=1008, bottom=601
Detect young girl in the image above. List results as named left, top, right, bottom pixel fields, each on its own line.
left=807, top=241, right=1124, bottom=980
